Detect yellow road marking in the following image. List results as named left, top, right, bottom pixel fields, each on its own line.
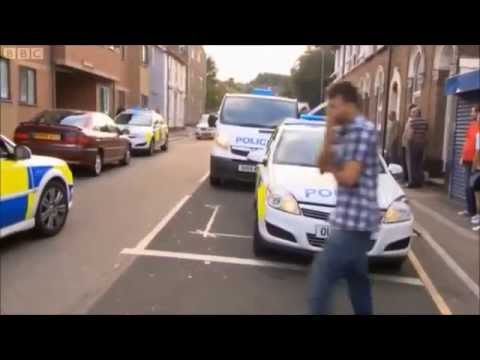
left=408, top=250, right=452, bottom=315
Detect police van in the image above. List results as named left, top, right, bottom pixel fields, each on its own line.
left=210, top=88, right=298, bottom=185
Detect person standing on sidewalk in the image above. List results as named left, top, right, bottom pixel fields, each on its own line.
left=458, top=105, right=480, bottom=224
left=385, top=110, right=399, bottom=164
left=401, top=104, right=418, bottom=183
left=403, top=106, right=429, bottom=188
left=311, top=81, right=379, bottom=315
left=469, top=108, right=480, bottom=230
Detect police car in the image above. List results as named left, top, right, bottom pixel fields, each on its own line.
left=210, top=89, right=298, bottom=185
left=115, top=108, right=169, bottom=155
left=0, top=135, right=73, bottom=239
left=249, top=116, right=412, bottom=267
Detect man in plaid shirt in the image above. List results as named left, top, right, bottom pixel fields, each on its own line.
left=310, top=81, right=378, bottom=315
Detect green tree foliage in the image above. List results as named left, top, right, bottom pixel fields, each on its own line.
left=248, top=72, right=291, bottom=97
left=290, top=47, right=335, bottom=108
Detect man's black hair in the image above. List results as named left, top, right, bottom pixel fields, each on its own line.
left=327, top=81, right=360, bottom=107
left=408, top=103, right=418, bottom=112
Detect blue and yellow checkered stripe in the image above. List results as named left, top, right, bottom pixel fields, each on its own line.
left=0, top=162, right=53, bottom=228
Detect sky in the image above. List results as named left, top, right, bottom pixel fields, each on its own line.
left=204, top=45, right=308, bottom=83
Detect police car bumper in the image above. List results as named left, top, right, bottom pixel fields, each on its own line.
left=210, top=154, right=257, bottom=183
left=258, top=205, right=413, bottom=260
left=128, top=136, right=150, bottom=150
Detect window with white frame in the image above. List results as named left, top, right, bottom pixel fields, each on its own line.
left=19, top=67, right=36, bottom=105
left=0, top=57, right=10, bottom=100
left=98, top=86, right=110, bottom=114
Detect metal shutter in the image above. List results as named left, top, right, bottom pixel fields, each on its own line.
left=448, top=91, right=480, bottom=200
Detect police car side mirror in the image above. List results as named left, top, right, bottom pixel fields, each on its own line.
left=388, top=163, right=403, bottom=179
left=13, top=145, right=32, bottom=161
left=208, top=115, right=217, bottom=128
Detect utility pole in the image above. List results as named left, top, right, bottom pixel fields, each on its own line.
left=320, top=48, right=325, bottom=102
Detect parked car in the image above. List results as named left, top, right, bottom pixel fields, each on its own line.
left=115, top=108, right=169, bottom=155
left=249, top=117, right=412, bottom=268
left=14, top=110, right=131, bottom=176
left=0, top=135, right=73, bottom=238
left=195, top=113, right=216, bottom=140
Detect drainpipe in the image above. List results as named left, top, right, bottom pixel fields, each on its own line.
left=341, top=46, right=346, bottom=80
left=51, top=46, right=56, bottom=108
left=382, top=45, right=393, bottom=154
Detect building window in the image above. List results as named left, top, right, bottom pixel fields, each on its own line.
left=141, top=95, right=149, bottom=108
left=141, top=46, right=149, bottom=65
left=19, top=67, right=36, bottom=105
left=0, top=57, right=10, bottom=100
left=99, top=86, right=110, bottom=114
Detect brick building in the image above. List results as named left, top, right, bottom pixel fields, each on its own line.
left=332, top=45, right=480, bottom=178
left=186, top=45, right=207, bottom=126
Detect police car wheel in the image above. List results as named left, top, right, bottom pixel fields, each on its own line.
left=35, top=180, right=69, bottom=237
left=161, top=136, right=168, bottom=151
left=148, top=140, right=155, bottom=156
left=253, top=217, right=269, bottom=256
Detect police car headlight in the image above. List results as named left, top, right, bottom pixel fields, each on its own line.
left=383, top=197, right=412, bottom=224
left=215, top=133, right=230, bottom=149
left=267, top=186, right=300, bottom=215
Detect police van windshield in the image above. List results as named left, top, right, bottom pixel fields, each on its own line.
left=221, top=96, right=297, bottom=129
left=115, top=113, right=152, bottom=127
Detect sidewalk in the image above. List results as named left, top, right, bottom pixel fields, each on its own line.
left=169, top=127, right=195, bottom=140
left=405, top=184, right=479, bottom=314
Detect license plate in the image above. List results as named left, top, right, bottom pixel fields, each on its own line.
left=238, top=164, right=256, bottom=173
left=34, top=132, right=60, bottom=141
left=315, top=224, right=330, bottom=239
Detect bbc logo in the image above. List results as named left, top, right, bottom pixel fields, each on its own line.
left=1, top=47, right=44, bottom=60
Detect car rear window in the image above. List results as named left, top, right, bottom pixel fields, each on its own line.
left=32, top=110, right=91, bottom=128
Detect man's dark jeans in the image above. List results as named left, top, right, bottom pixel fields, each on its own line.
left=309, top=229, right=373, bottom=315
left=464, top=163, right=477, bottom=216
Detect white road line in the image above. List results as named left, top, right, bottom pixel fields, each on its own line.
left=408, top=250, right=452, bottom=315
left=188, top=230, right=253, bottom=239
left=121, top=248, right=424, bottom=286
left=134, top=195, right=191, bottom=250
left=415, top=222, right=479, bottom=299
left=203, top=205, right=220, bottom=238
left=410, top=199, right=478, bottom=242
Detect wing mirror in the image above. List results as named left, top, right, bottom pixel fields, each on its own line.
left=13, top=145, right=32, bottom=161
left=388, top=163, right=404, bottom=179
left=247, top=149, right=267, bottom=165
left=207, top=114, right=217, bottom=128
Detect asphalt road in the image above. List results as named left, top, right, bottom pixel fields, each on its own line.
left=0, top=134, right=448, bottom=314
left=0, top=134, right=210, bottom=314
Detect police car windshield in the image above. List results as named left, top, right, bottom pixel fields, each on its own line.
left=115, top=113, right=152, bottom=127
left=273, top=129, right=324, bottom=167
left=221, top=97, right=297, bottom=129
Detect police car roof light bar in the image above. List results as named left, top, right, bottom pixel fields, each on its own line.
left=300, top=114, right=325, bottom=121
left=251, top=88, right=274, bottom=96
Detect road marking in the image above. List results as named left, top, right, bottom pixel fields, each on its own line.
left=203, top=205, right=220, bottom=237
left=189, top=230, right=253, bottom=239
left=415, top=222, right=479, bottom=299
left=408, top=250, right=452, bottom=315
left=134, top=195, right=191, bottom=250
left=121, top=248, right=424, bottom=286
left=410, top=199, right=478, bottom=243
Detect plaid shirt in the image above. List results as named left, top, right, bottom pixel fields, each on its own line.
left=330, top=116, right=379, bottom=232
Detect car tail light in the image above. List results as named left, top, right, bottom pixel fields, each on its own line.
left=14, top=131, right=30, bottom=142
left=63, top=132, right=90, bottom=146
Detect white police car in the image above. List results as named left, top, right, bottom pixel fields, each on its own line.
left=0, top=135, right=73, bottom=239
left=115, top=108, right=169, bottom=155
left=210, top=89, right=298, bottom=186
left=249, top=116, right=413, bottom=267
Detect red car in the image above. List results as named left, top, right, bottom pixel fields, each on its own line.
left=14, top=109, right=131, bottom=176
